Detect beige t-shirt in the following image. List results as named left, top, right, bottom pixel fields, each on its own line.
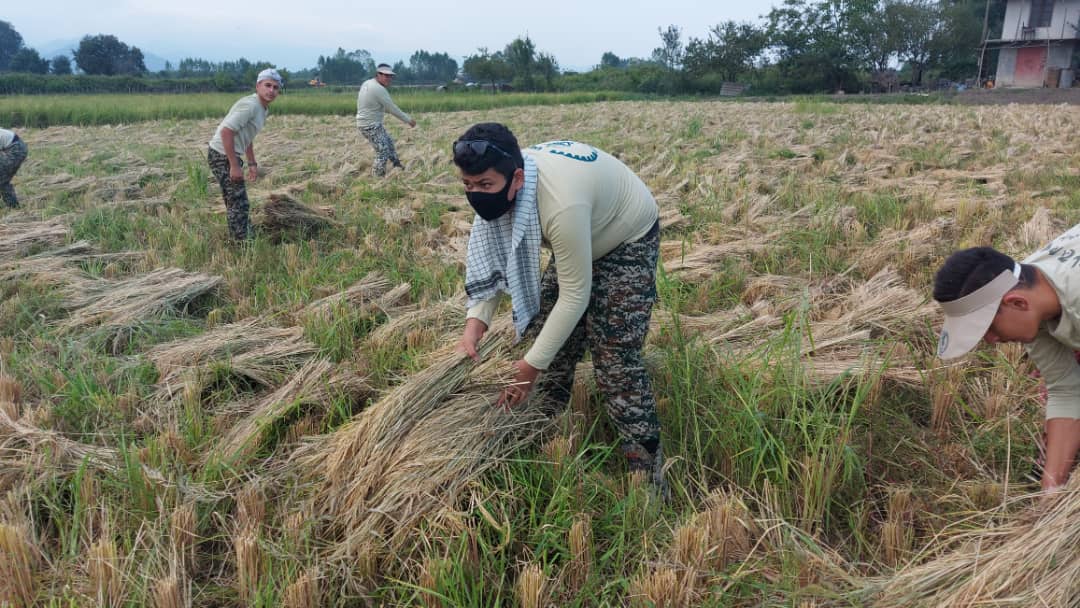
left=208, top=94, right=268, bottom=156
left=0, top=129, right=15, bottom=149
left=355, top=78, right=411, bottom=128
left=467, top=141, right=658, bottom=370
left=1024, top=222, right=1080, bottom=419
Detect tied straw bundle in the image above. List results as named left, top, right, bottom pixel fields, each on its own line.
left=293, top=320, right=551, bottom=590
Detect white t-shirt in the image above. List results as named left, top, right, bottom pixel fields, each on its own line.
left=1024, top=222, right=1080, bottom=419
left=355, top=78, right=411, bottom=128
left=208, top=95, right=268, bottom=156
left=467, top=141, right=658, bottom=370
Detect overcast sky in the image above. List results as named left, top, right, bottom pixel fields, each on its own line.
left=7, top=1, right=780, bottom=72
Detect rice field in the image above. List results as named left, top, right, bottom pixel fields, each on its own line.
left=1, top=98, right=1079, bottom=607
left=0, top=90, right=645, bottom=128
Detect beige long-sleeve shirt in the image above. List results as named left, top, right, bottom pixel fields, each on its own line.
left=208, top=94, right=268, bottom=156
left=355, top=78, right=411, bottom=128
left=467, top=141, right=658, bottom=370
left=1024, top=223, right=1080, bottom=420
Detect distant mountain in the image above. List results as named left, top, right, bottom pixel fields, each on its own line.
left=34, top=38, right=172, bottom=73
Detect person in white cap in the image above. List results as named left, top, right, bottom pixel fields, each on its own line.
left=356, top=63, right=415, bottom=177
left=933, top=231, right=1080, bottom=491
left=207, top=68, right=282, bottom=240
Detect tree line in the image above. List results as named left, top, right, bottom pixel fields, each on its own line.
left=0, top=1, right=1006, bottom=96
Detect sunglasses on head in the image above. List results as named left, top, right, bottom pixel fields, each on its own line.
left=453, top=139, right=512, bottom=159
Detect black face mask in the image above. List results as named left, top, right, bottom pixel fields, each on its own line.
left=466, top=176, right=514, bottom=221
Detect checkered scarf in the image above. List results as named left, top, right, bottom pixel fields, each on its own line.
left=464, top=155, right=541, bottom=338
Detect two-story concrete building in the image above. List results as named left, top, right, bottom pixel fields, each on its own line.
left=986, top=0, right=1080, bottom=87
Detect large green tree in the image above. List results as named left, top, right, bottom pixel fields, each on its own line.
left=74, top=34, right=147, bottom=75
left=316, top=48, right=373, bottom=84
left=50, top=54, right=73, bottom=75
left=683, top=21, right=767, bottom=82
left=599, top=52, right=628, bottom=70
left=931, top=0, right=1004, bottom=81
left=765, top=0, right=874, bottom=92
left=406, top=50, right=458, bottom=83
left=9, top=47, right=49, bottom=74
left=463, top=48, right=512, bottom=92
left=0, top=21, right=24, bottom=72
left=504, top=36, right=537, bottom=90
left=651, top=25, right=684, bottom=70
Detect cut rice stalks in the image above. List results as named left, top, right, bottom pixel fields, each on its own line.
left=868, top=477, right=1080, bottom=607
left=208, top=358, right=373, bottom=467
left=58, top=267, right=222, bottom=351
left=0, top=219, right=69, bottom=259
left=294, top=321, right=551, bottom=590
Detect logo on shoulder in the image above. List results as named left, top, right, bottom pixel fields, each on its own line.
left=937, top=331, right=949, bottom=357
left=531, top=141, right=598, bottom=162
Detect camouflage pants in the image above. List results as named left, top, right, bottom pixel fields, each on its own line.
left=207, top=148, right=252, bottom=241
left=358, top=123, right=401, bottom=177
left=526, top=220, right=662, bottom=464
left=0, top=137, right=27, bottom=208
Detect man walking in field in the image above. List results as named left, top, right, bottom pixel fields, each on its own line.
left=452, top=122, right=667, bottom=497
left=934, top=233, right=1080, bottom=492
left=356, top=63, right=415, bottom=177
left=207, top=68, right=282, bottom=241
left=0, top=128, right=28, bottom=209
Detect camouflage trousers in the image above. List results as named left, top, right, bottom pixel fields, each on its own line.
left=358, top=123, right=401, bottom=177
left=0, top=137, right=27, bottom=208
left=207, top=148, right=252, bottom=241
left=525, top=220, right=662, bottom=469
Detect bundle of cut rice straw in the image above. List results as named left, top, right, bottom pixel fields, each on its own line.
left=209, top=358, right=373, bottom=466
left=0, top=219, right=69, bottom=259
left=868, top=476, right=1080, bottom=607
left=301, top=274, right=411, bottom=320
left=293, top=321, right=551, bottom=589
left=256, top=193, right=341, bottom=235
left=59, top=267, right=223, bottom=350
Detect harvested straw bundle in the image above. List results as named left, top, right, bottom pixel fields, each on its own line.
left=148, top=319, right=312, bottom=379
left=209, top=359, right=373, bottom=465
left=295, top=323, right=551, bottom=589
left=59, top=267, right=222, bottom=350
left=809, top=268, right=935, bottom=342
left=870, top=477, right=1080, bottom=607
left=362, top=293, right=465, bottom=351
left=857, top=217, right=954, bottom=278
left=0, top=406, right=121, bottom=475
left=1014, top=206, right=1060, bottom=251
left=662, top=234, right=776, bottom=279
left=0, top=219, right=70, bottom=259
left=256, top=193, right=341, bottom=236
left=301, top=273, right=411, bottom=320
left=649, top=305, right=755, bottom=340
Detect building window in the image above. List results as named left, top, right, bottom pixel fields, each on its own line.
left=1030, top=0, right=1054, bottom=28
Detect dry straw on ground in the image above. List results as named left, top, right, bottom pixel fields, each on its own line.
left=59, top=267, right=222, bottom=350
left=256, top=192, right=341, bottom=236
left=300, top=277, right=413, bottom=328
left=147, top=321, right=319, bottom=422
left=870, top=476, right=1080, bottom=607
left=0, top=218, right=69, bottom=259
left=294, top=322, right=551, bottom=590
left=208, top=358, right=372, bottom=466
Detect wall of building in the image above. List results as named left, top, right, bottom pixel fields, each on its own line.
left=1000, top=0, right=1080, bottom=41
left=995, top=42, right=1076, bottom=86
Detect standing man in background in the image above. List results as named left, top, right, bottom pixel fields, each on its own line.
left=207, top=68, right=282, bottom=241
left=356, top=63, right=416, bottom=177
left=0, top=128, right=28, bottom=209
